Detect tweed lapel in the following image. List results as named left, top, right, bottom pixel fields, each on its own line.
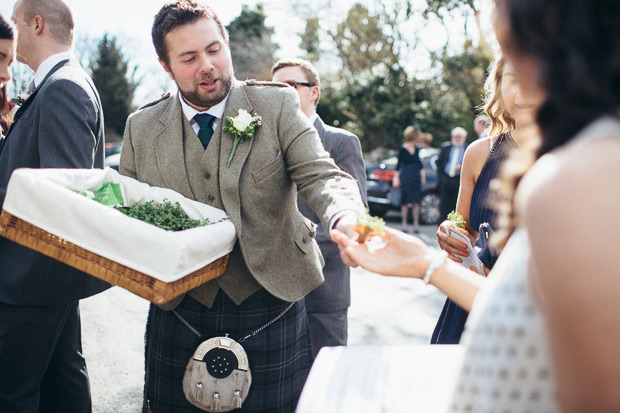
left=218, top=80, right=255, bottom=225
left=154, top=96, right=194, bottom=197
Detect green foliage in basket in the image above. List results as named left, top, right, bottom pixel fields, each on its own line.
left=114, top=199, right=225, bottom=231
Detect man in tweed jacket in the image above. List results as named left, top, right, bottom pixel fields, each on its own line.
left=119, top=1, right=364, bottom=411
left=272, top=58, right=367, bottom=357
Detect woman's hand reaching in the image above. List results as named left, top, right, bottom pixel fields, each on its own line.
left=331, top=226, right=435, bottom=279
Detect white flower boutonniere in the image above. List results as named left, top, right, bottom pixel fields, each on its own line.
left=223, top=109, right=262, bottom=168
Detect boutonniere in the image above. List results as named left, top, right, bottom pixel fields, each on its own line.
left=223, top=109, right=262, bottom=167
left=10, top=93, right=30, bottom=105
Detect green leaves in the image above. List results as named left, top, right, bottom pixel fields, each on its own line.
left=114, top=199, right=223, bottom=231
left=447, top=210, right=466, bottom=228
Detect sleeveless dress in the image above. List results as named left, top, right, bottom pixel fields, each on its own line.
left=448, top=229, right=559, bottom=412
left=447, top=117, right=620, bottom=411
left=431, top=133, right=518, bottom=344
left=396, top=145, right=423, bottom=205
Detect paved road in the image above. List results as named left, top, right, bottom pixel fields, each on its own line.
left=81, top=217, right=446, bottom=412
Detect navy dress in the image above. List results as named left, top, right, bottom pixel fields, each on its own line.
left=396, top=145, right=423, bottom=205
left=431, top=133, right=517, bottom=344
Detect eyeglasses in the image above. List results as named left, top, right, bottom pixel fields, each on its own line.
left=283, top=81, right=316, bottom=89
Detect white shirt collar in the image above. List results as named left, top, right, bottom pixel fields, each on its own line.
left=34, top=51, right=75, bottom=88
left=308, top=112, right=318, bottom=124
left=179, top=91, right=229, bottom=132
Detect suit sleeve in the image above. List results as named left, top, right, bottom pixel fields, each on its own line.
left=330, top=132, right=367, bottom=206
left=37, top=79, right=100, bottom=169
left=275, top=90, right=365, bottom=230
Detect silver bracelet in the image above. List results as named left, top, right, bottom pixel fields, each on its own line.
left=423, top=250, right=448, bottom=285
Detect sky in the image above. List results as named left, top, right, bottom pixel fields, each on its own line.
left=0, top=0, right=307, bottom=104
left=1, top=0, right=494, bottom=105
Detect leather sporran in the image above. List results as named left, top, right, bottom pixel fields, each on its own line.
left=182, top=336, right=252, bottom=412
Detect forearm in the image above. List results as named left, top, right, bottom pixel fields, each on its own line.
left=427, top=257, right=484, bottom=312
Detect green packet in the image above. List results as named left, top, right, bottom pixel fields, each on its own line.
left=78, top=182, right=127, bottom=206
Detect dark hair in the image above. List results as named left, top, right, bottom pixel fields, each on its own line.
left=497, top=0, right=620, bottom=156
left=0, top=14, right=15, bottom=129
left=491, top=0, right=620, bottom=250
left=152, top=0, right=229, bottom=67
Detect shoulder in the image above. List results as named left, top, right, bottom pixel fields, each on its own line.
left=522, top=123, right=620, bottom=230
left=240, top=79, right=296, bottom=102
left=464, top=137, right=491, bottom=161
left=128, top=92, right=174, bottom=121
left=137, top=92, right=173, bottom=111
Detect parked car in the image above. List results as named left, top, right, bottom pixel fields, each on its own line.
left=366, top=147, right=442, bottom=225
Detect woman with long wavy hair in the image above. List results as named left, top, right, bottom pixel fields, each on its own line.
left=332, top=0, right=620, bottom=410
left=430, top=54, right=542, bottom=345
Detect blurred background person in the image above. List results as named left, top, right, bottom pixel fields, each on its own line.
left=392, top=125, right=425, bottom=233
left=436, top=126, right=468, bottom=222
left=272, top=58, right=367, bottom=357
left=432, top=53, right=541, bottom=344
left=473, top=114, right=490, bottom=139
left=0, top=14, right=15, bottom=138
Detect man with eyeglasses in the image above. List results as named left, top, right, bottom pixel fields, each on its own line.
left=272, top=58, right=367, bottom=357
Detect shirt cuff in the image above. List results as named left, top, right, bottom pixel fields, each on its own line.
left=329, top=209, right=358, bottom=233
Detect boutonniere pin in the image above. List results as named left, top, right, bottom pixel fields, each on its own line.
left=223, top=109, right=262, bottom=167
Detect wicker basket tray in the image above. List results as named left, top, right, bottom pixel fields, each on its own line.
left=0, top=211, right=229, bottom=304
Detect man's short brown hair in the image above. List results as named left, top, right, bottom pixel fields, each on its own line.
left=18, top=0, right=74, bottom=46
left=271, top=58, right=321, bottom=107
left=152, top=0, right=229, bottom=67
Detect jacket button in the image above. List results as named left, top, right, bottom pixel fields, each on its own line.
left=207, top=195, right=215, bottom=202
left=205, top=172, right=211, bottom=179
left=302, top=237, right=309, bottom=243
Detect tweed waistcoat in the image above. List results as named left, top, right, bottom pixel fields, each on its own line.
left=182, top=118, right=261, bottom=308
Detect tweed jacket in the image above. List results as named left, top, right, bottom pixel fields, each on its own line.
left=298, top=116, right=367, bottom=312
left=0, top=59, right=110, bottom=305
left=120, top=80, right=364, bottom=304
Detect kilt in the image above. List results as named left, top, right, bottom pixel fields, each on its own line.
left=143, top=289, right=313, bottom=412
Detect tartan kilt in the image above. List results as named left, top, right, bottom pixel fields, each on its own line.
left=143, top=289, right=313, bottom=412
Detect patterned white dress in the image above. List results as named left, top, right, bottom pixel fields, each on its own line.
left=448, top=228, right=560, bottom=412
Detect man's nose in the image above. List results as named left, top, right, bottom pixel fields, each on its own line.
left=198, top=53, right=215, bottom=73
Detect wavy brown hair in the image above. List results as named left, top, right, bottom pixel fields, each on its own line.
left=482, top=54, right=515, bottom=137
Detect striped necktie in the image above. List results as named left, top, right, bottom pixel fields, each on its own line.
left=193, top=113, right=215, bottom=149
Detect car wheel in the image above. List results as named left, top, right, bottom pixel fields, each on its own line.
left=420, top=192, right=441, bottom=225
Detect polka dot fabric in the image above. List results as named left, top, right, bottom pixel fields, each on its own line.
left=449, top=229, right=559, bottom=412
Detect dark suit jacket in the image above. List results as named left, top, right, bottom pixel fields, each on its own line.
left=0, top=59, right=110, bottom=305
left=437, top=141, right=468, bottom=183
left=298, top=116, right=366, bottom=312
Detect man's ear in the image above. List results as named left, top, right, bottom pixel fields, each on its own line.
left=311, top=85, right=319, bottom=106
left=33, top=15, right=43, bottom=35
left=158, top=58, right=174, bottom=80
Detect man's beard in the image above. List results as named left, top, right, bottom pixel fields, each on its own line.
left=178, top=73, right=233, bottom=110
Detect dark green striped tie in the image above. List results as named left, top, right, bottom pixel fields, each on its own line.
left=193, top=113, right=215, bottom=149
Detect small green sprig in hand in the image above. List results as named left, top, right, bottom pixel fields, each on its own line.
left=353, top=210, right=386, bottom=243
left=447, top=210, right=466, bottom=229
left=114, top=199, right=217, bottom=231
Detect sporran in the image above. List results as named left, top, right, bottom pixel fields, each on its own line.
left=174, top=302, right=294, bottom=411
